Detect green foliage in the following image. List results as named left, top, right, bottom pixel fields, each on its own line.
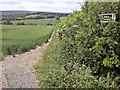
left=56, top=16, right=60, bottom=21
left=35, top=40, right=120, bottom=88
left=35, top=2, right=120, bottom=88
left=58, top=2, right=120, bottom=75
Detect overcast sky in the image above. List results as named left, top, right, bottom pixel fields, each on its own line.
left=0, top=0, right=84, bottom=13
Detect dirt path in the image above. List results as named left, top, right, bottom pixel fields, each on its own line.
left=1, top=38, right=51, bottom=88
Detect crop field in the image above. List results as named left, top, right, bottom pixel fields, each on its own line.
left=1, top=19, right=55, bottom=58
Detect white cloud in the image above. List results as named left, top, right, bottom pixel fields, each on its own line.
left=0, top=0, right=84, bottom=13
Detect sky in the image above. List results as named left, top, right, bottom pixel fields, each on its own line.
left=0, top=0, right=84, bottom=13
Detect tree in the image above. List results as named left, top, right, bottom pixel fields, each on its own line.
left=56, top=16, right=60, bottom=21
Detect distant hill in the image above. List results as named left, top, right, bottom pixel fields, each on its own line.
left=1, top=10, right=71, bottom=20
left=34, top=11, right=71, bottom=15
left=1, top=10, right=71, bottom=15
left=2, top=10, right=36, bottom=15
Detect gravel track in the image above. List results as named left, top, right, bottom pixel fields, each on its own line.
left=1, top=38, right=51, bottom=88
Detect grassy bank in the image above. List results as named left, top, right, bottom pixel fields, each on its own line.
left=34, top=27, right=62, bottom=87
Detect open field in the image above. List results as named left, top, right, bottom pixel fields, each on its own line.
left=1, top=19, right=55, bottom=58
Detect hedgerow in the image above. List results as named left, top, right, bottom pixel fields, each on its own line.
left=58, top=2, right=120, bottom=75
left=35, top=2, right=120, bottom=88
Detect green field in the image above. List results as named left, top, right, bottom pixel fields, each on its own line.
left=1, top=19, right=56, bottom=58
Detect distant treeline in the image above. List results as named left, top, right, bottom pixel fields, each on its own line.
left=2, top=11, right=70, bottom=20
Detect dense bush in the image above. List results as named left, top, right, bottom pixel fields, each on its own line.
left=35, top=26, right=120, bottom=88
left=35, top=2, right=120, bottom=88
left=58, top=2, right=120, bottom=75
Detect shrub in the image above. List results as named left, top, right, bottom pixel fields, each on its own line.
left=17, top=22, right=25, bottom=25
left=57, top=2, right=120, bottom=76
left=47, top=23, right=53, bottom=26
left=35, top=2, right=120, bottom=88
